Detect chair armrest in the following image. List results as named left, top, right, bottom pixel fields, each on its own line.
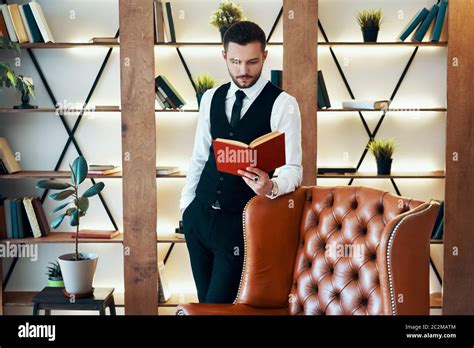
left=176, top=303, right=288, bottom=315
left=378, top=201, right=440, bottom=315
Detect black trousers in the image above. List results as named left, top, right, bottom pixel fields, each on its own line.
left=182, top=197, right=244, bottom=303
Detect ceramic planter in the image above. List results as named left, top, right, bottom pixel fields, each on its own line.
left=376, top=157, right=392, bottom=175
left=362, top=26, right=379, bottom=42
left=58, top=253, right=98, bottom=295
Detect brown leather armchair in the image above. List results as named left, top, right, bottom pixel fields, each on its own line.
left=177, top=186, right=439, bottom=315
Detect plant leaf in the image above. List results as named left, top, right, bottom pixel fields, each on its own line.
left=49, top=189, right=75, bottom=201
left=72, top=156, right=88, bottom=185
left=51, top=213, right=66, bottom=229
left=70, top=208, right=79, bottom=226
left=76, top=196, right=89, bottom=213
left=36, top=180, right=71, bottom=190
left=82, top=182, right=105, bottom=198
left=51, top=202, right=70, bottom=214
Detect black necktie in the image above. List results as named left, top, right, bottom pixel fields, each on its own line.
left=230, top=90, right=246, bottom=129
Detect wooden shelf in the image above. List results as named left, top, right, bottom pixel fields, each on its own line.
left=2, top=291, right=196, bottom=308
left=0, top=108, right=198, bottom=113
left=317, top=171, right=445, bottom=179
left=319, top=41, right=448, bottom=47
left=0, top=170, right=187, bottom=179
left=430, top=239, right=444, bottom=244
left=0, top=232, right=123, bottom=244
left=1, top=232, right=185, bottom=244
left=11, top=42, right=119, bottom=49
left=318, top=108, right=447, bottom=112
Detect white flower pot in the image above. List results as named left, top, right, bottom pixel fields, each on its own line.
left=57, top=253, right=98, bottom=295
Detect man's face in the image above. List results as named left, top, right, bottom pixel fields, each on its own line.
left=222, top=41, right=268, bottom=89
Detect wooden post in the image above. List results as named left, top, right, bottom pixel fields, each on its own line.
left=119, top=0, right=158, bottom=314
left=444, top=0, right=474, bottom=314
left=283, top=0, right=318, bottom=186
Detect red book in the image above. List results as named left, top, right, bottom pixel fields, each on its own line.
left=212, top=131, right=286, bottom=176
left=71, top=230, right=120, bottom=239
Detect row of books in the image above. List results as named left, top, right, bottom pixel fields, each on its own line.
left=153, top=1, right=176, bottom=44
left=0, top=196, right=49, bottom=240
left=397, top=0, right=448, bottom=42
left=155, top=75, right=186, bottom=110
left=0, top=2, right=54, bottom=43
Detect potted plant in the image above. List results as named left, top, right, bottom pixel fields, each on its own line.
left=210, top=1, right=246, bottom=40
left=356, top=9, right=383, bottom=42
left=367, top=138, right=396, bottom=175
left=46, top=261, right=64, bottom=287
left=36, top=156, right=105, bottom=297
left=0, top=37, right=37, bottom=109
left=194, top=73, right=216, bottom=107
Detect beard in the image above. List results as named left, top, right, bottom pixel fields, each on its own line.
left=229, top=68, right=262, bottom=89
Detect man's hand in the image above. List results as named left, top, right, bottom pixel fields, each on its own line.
left=237, top=166, right=273, bottom=196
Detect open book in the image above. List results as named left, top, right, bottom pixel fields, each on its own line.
left=212, top=131, right=285, bottom=176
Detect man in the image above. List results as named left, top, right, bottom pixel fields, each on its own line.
left=179, top=21, right=302, bottom=303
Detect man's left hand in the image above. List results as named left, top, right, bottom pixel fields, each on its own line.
left=237, top=166, right=272, bottom=196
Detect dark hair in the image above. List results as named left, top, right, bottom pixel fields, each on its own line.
left=223, top=21, right=266, bottom=52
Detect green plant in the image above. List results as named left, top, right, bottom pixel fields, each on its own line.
left=367, top=138, right=396, bottom=159
left=46, top=261, right=63, bottom=280
left=0, top=37, right=35, bottom=98
left=210, top=1, right=246, bottom=29
left=36, top=156, right=105, bottom=261
left=356, top=9, right=383, bottom=28
left=194, top=73, right=216, bottom=94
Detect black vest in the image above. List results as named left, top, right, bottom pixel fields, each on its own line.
left=195, top=81, right=283, bottom=212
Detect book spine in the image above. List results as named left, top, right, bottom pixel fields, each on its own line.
left=431, top=0, right=448, bottom=42
left=32, top=197, right=50, bottom=237
left=0, top=197, right=5, bottom=239
left=157, top=85, right=176, bottom=109
left=24, top=4, right=44, bottom=43
left=0, top=137, right=22, bottom=173
left=29, top=2, right=55, bottom=43
left=318, top=70, right=331, bottom=109
left=8, top=4, right=29, bottom=43
left=19, top=5, right=33, bottom=43
left=413, top=5, right=439, bottom=42
left=155, top=1, right=165, bottom=43
left=0, top=4, right=18, bottom=42
left=23, top=197, right=42, bottom=238
left=11, top=199, right=18, bottom=239
left=158, top=75, right=185, bottom=107
left=4, top=199, right=12, bottom=239
left=165, top=2, right=176, bottom=43
left=0, top=10, right=10, bottom=38
left=398, top=8, right=429, bottom=42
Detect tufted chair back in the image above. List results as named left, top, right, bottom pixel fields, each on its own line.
left=176, top=186, right=439, bottom=316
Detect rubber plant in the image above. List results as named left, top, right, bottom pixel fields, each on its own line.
left=36, top=156, right=105, bottom=260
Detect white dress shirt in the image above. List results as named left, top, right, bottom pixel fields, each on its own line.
left=179, top=74, right=303, bottom=213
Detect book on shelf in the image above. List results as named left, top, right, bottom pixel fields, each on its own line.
left=431, top=0, right=448, bottom=42
left=0, top=159, right=9, bottom=175
left=153, top=1, right=165, bottom=43
left=0, top=197, right=5, bottom=239
left=271, top=69, right=282, bottom=88
left=318, top=70, right=331, bottom=109
left=28, top=1, right=54, bottom=43
left=89, top=164, right=117, bottom=171
left=156, top=166, right=180, bottom=175
left=7, top=4, right=29, bottom=43
left=71, top=230, right=120, bottom=239
left=0, top=137, right=21, bottom=174
left=0, top=4, right=17, bottom=42
left=0, top=10, right=9, bottom=38
left=23, top=197, right=42, bottom=238
left=342, top=100, right=391, bottom=110
left=155, top=75, right=186, bottom=109
left=397, top=8, right=430, bottom=42
left=213, top=131, right=286, bottom=176
left=158, top=260, right=172, bottom=302
left=31, top=197, right=49, bottom=237
left=412, top=4, right=439, bottom=42
left=89, top=37, right=119, bottom=44
left=431, top=200, right=444, bottom=240
left=88, top=167, right=121, bottom=175
left=19, top=4, right=43, bottom=43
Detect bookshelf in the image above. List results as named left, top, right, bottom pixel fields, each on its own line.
left=0, top=0, right=471, bottom=316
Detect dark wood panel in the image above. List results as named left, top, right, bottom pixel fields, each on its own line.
left=283, top=0, right=318, bottom=186
left=444, top=0, right=474, bottom=314
left=119, top=0, right=158, bottom=315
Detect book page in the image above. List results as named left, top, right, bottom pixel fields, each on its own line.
left=249, top=131, right=282, bottom=148
left=214, top=138, right=249, bottom=148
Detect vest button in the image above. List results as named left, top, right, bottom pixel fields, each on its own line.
left=220, top=177, right=224, bottom=181
left=229, top=132, right=233, bottom=136
left=217, top=190, right=222, bottom=194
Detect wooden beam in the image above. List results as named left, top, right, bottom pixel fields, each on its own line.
left=119, top=0, right=157, bottom=314
left=283, top=0, right=318, bottom=186
left=444, top=0, right=474, bottom=314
